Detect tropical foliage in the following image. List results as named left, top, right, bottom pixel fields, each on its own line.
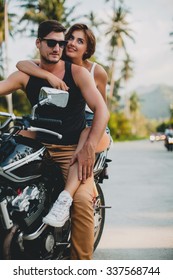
left=0, top=0, right=15, bottom=77
left=108, top=111, right=132, bottom=141
left=0, top=0, right=161, bottom=140
left=170, top=19, right=173, bottom=50
left=17, top=0, right=79, bottom=36
left=104, top=0, right=135, bottom=98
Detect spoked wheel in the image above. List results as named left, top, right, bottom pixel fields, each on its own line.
left=62, top=184, right=106, bottom=258
left=93, top=183, right=105, bottom=250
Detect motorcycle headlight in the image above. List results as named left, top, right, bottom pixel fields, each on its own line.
left=168, top=137, right=173, bottom=144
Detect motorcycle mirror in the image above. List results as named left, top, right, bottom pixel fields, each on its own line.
left=31, top=87, right=69, bottom=119
left=39, top=87, right=69, bottom=108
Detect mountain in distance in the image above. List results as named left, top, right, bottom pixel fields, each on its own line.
left=135, top=84, right=173, bottom=120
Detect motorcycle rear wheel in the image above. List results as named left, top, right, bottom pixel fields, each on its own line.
left=62, top=183, right=105, bottom=259
left=94, top=183, right=105, bottom=250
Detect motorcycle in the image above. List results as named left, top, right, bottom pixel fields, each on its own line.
left=164, top=130, right=173, bottom=151
left=0, top=87, right=111, bottom=260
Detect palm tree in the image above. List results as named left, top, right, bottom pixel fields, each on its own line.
left=0, top=0, right=7, bottom=77
left=121, top=53, right=134, bottom=117
left=170, top=19, right=173, bottom=50
left=121, top=53, right=133, bottom=81
left=0, top=0, right=15, bottom=113
left=17, top=0, right=79, bottom=36
left=129, top=91, right=140, bottom=114
left=0, top=0, right=15, bottom=69
left=129, top=91, right=140, bottom=134
left=104, top=0, right=135, bottom=98
left=85, top=11, right=104, bottom=32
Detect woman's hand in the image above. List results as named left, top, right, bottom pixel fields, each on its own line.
left=47, top=73, right=69, bottom=91
left=16, top=60, right=69, bottom=91
left=70, top=142, right=95, bottom=183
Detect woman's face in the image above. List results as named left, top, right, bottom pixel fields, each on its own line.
left=65, top=30, right=88, bottom=61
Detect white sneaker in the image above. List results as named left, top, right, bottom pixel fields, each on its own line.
left=43, top=190, right=73, bottom=227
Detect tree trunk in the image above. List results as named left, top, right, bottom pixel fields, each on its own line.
left=109, top=60, right=115, bottom=98
left=4, top=0, right=13, bottom=114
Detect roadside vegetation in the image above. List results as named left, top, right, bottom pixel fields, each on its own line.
left=0, top=0, right=172, bottom=141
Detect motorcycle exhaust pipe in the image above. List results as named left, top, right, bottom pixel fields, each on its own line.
left=0, top=199, right=13, bottom=229
left=23, top=223, right=47, bottom=240
left=3, top=224, right=19, bottom=260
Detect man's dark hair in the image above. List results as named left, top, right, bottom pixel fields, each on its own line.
left=38, top=20, right=66, bottom=38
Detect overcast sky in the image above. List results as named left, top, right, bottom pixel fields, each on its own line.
left=8, top=0, right=173, bottom=93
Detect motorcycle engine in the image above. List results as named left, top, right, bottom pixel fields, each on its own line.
left=0, top=182, right=46, bottom=231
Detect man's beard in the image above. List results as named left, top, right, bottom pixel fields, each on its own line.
left=41, top=55, right=60, bottom=64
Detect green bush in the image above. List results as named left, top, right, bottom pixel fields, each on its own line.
left=0, top=90, right=31, bottom=116
left=108, top=112, right=132, bottom=141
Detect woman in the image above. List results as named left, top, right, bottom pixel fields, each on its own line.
left=16, top=23, right=110, bottom=227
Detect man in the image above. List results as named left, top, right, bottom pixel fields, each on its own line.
left=0, top=20, right=109, bottom=259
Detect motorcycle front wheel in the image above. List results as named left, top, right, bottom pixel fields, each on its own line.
left=3, top=183, right=106, bottom=259
left=93, top=183, right=105, bottom=250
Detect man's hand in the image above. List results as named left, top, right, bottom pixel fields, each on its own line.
left=70, top=142, right=95, bottom=183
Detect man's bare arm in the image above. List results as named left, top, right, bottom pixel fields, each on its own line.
left=0, top=71, right=29, bottom=96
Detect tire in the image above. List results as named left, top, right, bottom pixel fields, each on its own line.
left=5, top=184, right=106, bottom=259
left=168, top=144, right=173, bottom=151
left=62, top=183, right=106, bottom=258
left=94, top=183, right=105, bottom=250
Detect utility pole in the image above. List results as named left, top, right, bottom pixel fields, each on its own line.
left=4, top=0, right=13, bottom=114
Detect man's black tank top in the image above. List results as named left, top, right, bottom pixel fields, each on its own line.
left=25, top=61, right=86, bottom=145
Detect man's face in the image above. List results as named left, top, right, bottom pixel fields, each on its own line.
left=36, top=31, right=66, bottom=64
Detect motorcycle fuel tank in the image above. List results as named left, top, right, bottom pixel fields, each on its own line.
left=0, top=135, right=46, bottom=183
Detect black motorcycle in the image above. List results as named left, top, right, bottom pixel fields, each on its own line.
left=0, top=87, right=111, bottom=260
left=164, top=131, right=173, bottom=151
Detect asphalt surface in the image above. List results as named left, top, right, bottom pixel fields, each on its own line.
left=94, top=139, right=173, bottom=260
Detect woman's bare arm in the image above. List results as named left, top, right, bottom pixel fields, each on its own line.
left=94, top=64, right=108, bottom=103
left=16, top=60, right=69, bottom=90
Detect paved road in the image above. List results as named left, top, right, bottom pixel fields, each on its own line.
left=94, top=139, right=173, bottom=260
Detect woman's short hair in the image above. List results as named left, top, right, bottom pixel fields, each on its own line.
left=65, top=23, right=96, bottom=60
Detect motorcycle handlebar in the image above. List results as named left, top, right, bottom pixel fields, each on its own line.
left=28, top=127, right=62, bottom=139
left=0, top=113, right=63, bottom=139
left=0, top=113, right=22, bottom=130
left=29, top=116, right=62, bottom=126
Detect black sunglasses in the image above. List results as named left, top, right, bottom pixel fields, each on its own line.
left=40, top=38, right=68, bottom=48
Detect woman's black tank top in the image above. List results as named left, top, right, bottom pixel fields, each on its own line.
left=25, top=61, right=86, bottom=145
